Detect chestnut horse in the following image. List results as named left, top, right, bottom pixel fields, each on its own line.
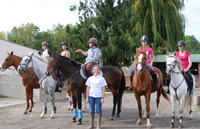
left=1, top=51, right=40, bottom=114
left=46, top=51, right=125, bottom=124
left=132, top=49, right=170, bottom=128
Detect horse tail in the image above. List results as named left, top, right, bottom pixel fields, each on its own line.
left=161, top=87, right=170, bottom=102
left=118, top=68, right=126, bottom=106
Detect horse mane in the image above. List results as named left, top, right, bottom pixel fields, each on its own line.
left=33, top=55, right=47, bottom=64
left=59, top=55, right=81, bottom=67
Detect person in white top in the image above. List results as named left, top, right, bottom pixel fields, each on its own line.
left=86, top=65, right=107, bottom=129
left=41, top=41, right=49, bottom=62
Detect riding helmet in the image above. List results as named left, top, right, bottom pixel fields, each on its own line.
left=88, top=38, right=98, bottom=45
left=60, top=41, right=68, bottom=46
left=140, top=35, right=148, bottom=42
left=177, top=40, right=186, bottom=47
left=41, top=41, right=48, bottom=46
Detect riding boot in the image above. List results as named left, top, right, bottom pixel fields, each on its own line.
left=152, top=73, right=159, bottom=89
left=55, top=83, right=62, bottom=92
left=88, top=113, right=94, bottom=129
left=188, top=80, right=193, bottom=96
left=97, top=113, right=102, bottom=129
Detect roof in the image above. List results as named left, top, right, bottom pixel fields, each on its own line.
left=154, top=54, right=200, bottom=63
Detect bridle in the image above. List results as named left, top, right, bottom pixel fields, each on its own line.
left=166, top=56, right=182, bottom=74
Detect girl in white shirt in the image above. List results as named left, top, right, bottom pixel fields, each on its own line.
left=86, top=65, right=107, bottom=129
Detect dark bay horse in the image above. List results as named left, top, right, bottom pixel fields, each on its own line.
left=1, top=51, right=40, bottom=114
left=46, top=51, right=125, bottom=124
left=132, top=49, right=170, bottom=128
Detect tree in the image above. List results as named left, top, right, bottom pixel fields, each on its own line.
left=184, top=35, right=200, bottom=54
left=133, top=0, right=185, bottom=53
left=0, top=31, right=7, bottom=39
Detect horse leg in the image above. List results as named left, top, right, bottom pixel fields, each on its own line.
left=66, top=91, right=73, bottom=111
left=170, top=96, right=176, bottom=128
left=116, top=92, right=123, bottom=118
left=24, top=86, right=30, bottom=115
left=145, top=93, right=151, bottom=128
left=178, top=97, right=185, bottom=128
left=134, top=93, right=142, bottom=125
left=82, top=93, right=87, bottom=112
left=71, top=95, right=77, bottom=123
left=77, top=92, right=83, bottom=125
left=110, top=93, right=117, bottom=120
left=189, top=95, right=193, bottom=120
left=155, top=89, right=162, bottom=119
left=39, top=91, right=48, bottom=118
left=50, top=90, right=56, bottom=119
left=28, top=87, right=34, bottom=112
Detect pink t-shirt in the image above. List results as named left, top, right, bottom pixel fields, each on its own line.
left=176, top=51, right=191, bottom=68
left=138, top=47, right=154, bottom=64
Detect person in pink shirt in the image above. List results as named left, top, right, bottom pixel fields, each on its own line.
left=176, top=40, right=193, bottom=95
left=130, top=35, right=159, bottom=89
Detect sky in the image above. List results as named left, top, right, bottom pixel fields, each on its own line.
left=0, top=0, right=200, bottom=41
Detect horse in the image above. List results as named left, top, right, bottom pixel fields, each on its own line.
left=165, top=52, right=195, bottom=128
left=46, top=51, right=125, bottom=124
left=0, top=51, right=40, bottom=114
left=132, top=49, right=170, bottom=128
left=17, top=52, right=57, bottom=119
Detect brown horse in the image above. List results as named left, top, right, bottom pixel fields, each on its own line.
left=46, top=51, right=125, bottom=124
left=132, top=49, right=170, bottom=128
left=1, top=51, right=40, bottom=114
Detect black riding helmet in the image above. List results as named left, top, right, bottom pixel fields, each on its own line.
left=60, top=41, right=68, bottom=46
left=177, top=40, right=186, bottom=47
left=140, top=35, right=148, bottom=42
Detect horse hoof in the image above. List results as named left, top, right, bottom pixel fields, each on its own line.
left=23, top=112, right=28, bottom=115
left=50, top=116, right=55, bottom=119
left=170, top=123, right=175, bottom=128
left=114, top=115, right=120, bottom=118
left=71, top=118, right=76, bottom=123
left=146, top=124, right=151, bottom=129
left=39, top=116, right=44, bottom=119
left=110, top=116, right=114, bottom=120
left=178, top=124, right=183, bottom=129
left=155, top=116, right=159, bottom=119
left=189, top=116, right=193, bottom=120
left=76, top=121, right=82, bottom=125
left=70, top=108, right=73, bottom=111
left=67, top=108, right=70, bottom=110
left=28, top=109, right=32, bottom=112
left=136, top=119, right=142, bottom=125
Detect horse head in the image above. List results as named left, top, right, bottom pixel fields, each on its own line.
left=46, top=51, right=60, bottom=76
left=135, top=48, right=146, bottom=75
left=18, top=52, right=34, bottom=73
left=165, top=52, right=182, bottom=74
left=1, top=51, right=14, bottom=71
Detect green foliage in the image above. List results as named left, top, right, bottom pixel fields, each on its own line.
left=3, top=0, right=188, bottom=67
left=0, top=31, right=7, bottom=39
left=184, top=35, right=200, bottom=54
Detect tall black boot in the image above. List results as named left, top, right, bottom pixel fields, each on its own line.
left=152, top=73, right=159, bottom=89
left=188, top=80, right=193, bottom=96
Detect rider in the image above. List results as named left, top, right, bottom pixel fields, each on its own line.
left=55, top=41, right=71, bottom=92
left=176, top=40, right=193, bottom=95
left=75, top=37, right=101, bottom=73
left=130, top=35, right=159, bottom=89
left=40, top=41, right=49, bottom=62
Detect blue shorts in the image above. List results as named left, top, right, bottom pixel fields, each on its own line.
left=88, top=96, right=102, bottom=114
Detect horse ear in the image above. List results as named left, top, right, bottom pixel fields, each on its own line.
left=173, top=51, right=176, bottom=56
left=11, top=51, right=13, bottom=55
left=28, top=51, right=34, bottom=56
left=166, top=51, right=169, bottom=55
left=48, top=50, right=52, bottom=56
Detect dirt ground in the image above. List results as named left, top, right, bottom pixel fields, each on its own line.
left=0, top=91, right=200, bottom=129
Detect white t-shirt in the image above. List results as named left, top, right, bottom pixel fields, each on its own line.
left=85, top=74, right=107, bottom=98
left=42, top=49, right=49, bottom=61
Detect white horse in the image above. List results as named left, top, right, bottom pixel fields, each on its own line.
left=18, top=52, right=57, bottom=119
left=165, top=52, right=195, bottom=128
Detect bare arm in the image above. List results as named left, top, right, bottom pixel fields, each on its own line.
left=150, top=53, right=155, bottom=66
left=65, top=51, right=71, bottom=58
left=75, top=49, right=85, bottom=54
left=86, top=86, right=90, bottom=103
left=185, top=55, right=192, bottom=72
left=101, top=86, right=106, bottom=104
